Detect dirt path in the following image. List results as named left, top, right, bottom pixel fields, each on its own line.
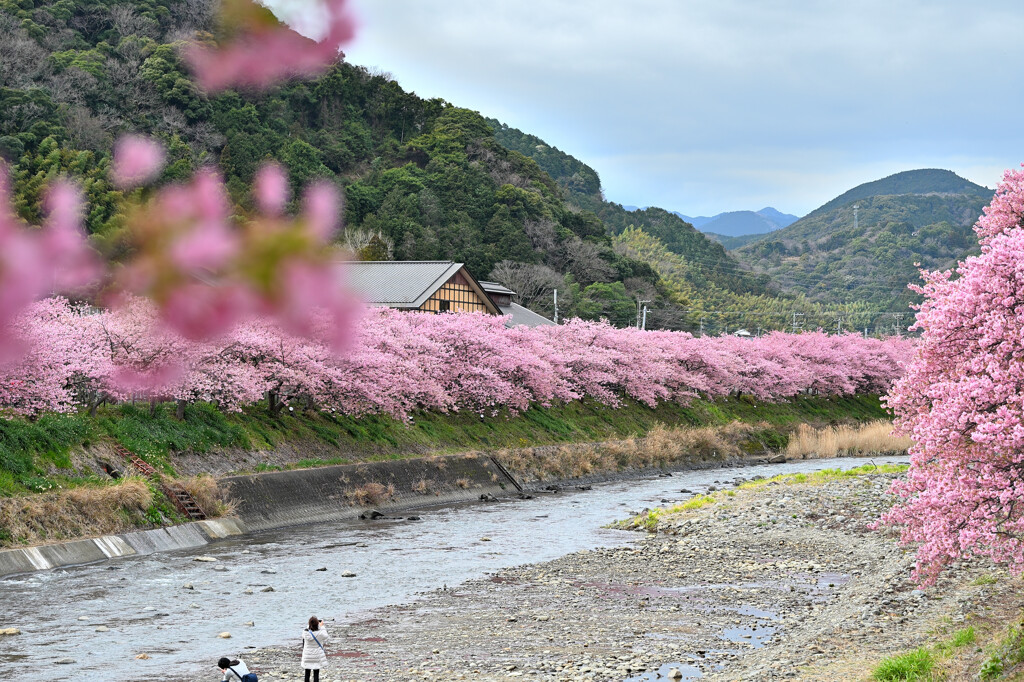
left=227, top=471, right=1022, bottom=682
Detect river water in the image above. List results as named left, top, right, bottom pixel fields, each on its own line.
left=0, top=455, right=906, bottom=681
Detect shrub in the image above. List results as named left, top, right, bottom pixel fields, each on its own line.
left=871, top=647, right=934, bottom=681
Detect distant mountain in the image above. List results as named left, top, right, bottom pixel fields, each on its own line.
left=756, top=207, right=799, bottom=229
left=734, top=169, right=994, bottom=308
left=705, top=232, right=773, bottom=250
left=674, top=212, right=713, bottom=228
left=674, top=208, right=798, bottom=236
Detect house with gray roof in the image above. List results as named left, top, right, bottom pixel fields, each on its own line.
left=343, top=261, right=555, bottom=327
left=478, top=281, right=556, bottom=328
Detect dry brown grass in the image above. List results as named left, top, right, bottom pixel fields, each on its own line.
left=455, top=478, right=470, bottom=489
left=347, top=482, right=396, bottom=506
left=411, top=478, right=434, bottom=495
left=175, top=475, right=236, bottom=517
left=495, top=422, right=762, bottom=482
left=785, top=420, right=912, bottom=459
left=0, top=478, right=154, bottom=548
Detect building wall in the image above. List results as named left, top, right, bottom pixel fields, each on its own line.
left=419, top=271, right=492, bottom=313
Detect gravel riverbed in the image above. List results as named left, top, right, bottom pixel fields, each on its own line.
left=216, top=471, right=1020, bottom=682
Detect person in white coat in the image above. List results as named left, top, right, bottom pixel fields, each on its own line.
left=301, top=615, right=329, bottom=682
left=217, top=656, right=251, bottom=681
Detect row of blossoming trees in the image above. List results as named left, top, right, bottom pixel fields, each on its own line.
left=0, top=296, right=913, bottom=419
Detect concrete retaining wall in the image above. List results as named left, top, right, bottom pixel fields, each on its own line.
left=0, top=453, right=515, bottom=577
left=224, top=453, right=516, bottom=532
left=0, top=518, right=244, bottom=578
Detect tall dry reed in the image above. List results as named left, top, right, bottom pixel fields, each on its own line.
left=785, top=420, right=912, bottom=459
left=495, top=422, right=762, bottom=482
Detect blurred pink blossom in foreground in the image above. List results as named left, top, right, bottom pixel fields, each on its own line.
left=185, top=0, right=356, bottom=91
left=0, top=165, right=96, bottom=363
left=111, top=135, right=165, bottom=189
left=113, top=137, right=359, bottom=349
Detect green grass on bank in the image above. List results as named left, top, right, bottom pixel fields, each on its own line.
left=0, top=394, right=889, bottom=497
left=619, top=461, right=907, bottom=532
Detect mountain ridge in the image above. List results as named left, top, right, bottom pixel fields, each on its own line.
left=734, top=168, right=994, bottom=308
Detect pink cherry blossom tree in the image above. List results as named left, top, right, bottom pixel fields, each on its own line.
left=881, top=166, right=1024, bottom=584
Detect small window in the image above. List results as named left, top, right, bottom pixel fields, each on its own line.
left=438, top=300, right=450, bottom=312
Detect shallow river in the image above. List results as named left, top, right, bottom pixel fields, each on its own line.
left=0, top=455, right=907, bottom=681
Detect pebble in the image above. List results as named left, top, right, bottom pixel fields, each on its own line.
left=194, top=556, right=217, bottom=562
left=0, top=628, right=20, bottom=636
left=218, top=632, right=231, bottom=639
left=95, top=626, right=109, bottom=632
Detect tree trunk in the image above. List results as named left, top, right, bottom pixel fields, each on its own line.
left=175, top=399, right=186, bottom=421
left=268, top=390, right=282, bottom=416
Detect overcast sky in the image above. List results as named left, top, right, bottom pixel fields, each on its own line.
left=305, top=0, right=1022, bottom=216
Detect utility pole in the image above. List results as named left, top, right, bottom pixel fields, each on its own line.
left=837, top=316, right=843, bottom=335
left=641, top=305, right=648, bottom=330
left=635, top=299, right=651, bottom=328
left=791, top=312, right=804, bottom=334
left=894, top=312, right=904, bottom=338
left=756, top=326, right=762, bottom=337
left=553, top=289, right=558, bottom=324
left=699, top=316, right=706, bottom=337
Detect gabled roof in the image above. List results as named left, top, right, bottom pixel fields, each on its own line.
left=499, top=303, right=556, bottom=328
left=478, top=280, right=517, bottom=297
left=342, top=261, right=500, bottom=314
left=478, top=280, right=555, bottom=327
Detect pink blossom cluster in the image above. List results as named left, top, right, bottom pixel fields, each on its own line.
left=0, top=139, right=359, bottom=366
left=882, top=166, right=1024, bottom=585
left=0, top=298, right=912, bottom=418
left=184, top=0, right=356, bottom=91
left=0, top=0, right=360, bottom=365
left=115, top=153, right=359, bottom=352
left=0, top=168, right=96, bottom=364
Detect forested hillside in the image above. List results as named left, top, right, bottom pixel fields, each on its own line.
left=0, top=0, right=942, bottom=333
left=0, top=0, right=674, bottom=320
left=488, top=119, right=775, bottom=306
left=736, top=170, right=993, bottom=308
left=615, top=227, right=897, bottom=335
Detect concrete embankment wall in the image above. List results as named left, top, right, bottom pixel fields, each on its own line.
left=0, top=517, right=244, bottom=578
left=0, top=453, right=517, bottom=577
left=224, top=453, right=516, bottom=532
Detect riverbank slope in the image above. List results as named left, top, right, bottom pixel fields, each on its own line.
left=1, top=395, right=891, bottom=550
